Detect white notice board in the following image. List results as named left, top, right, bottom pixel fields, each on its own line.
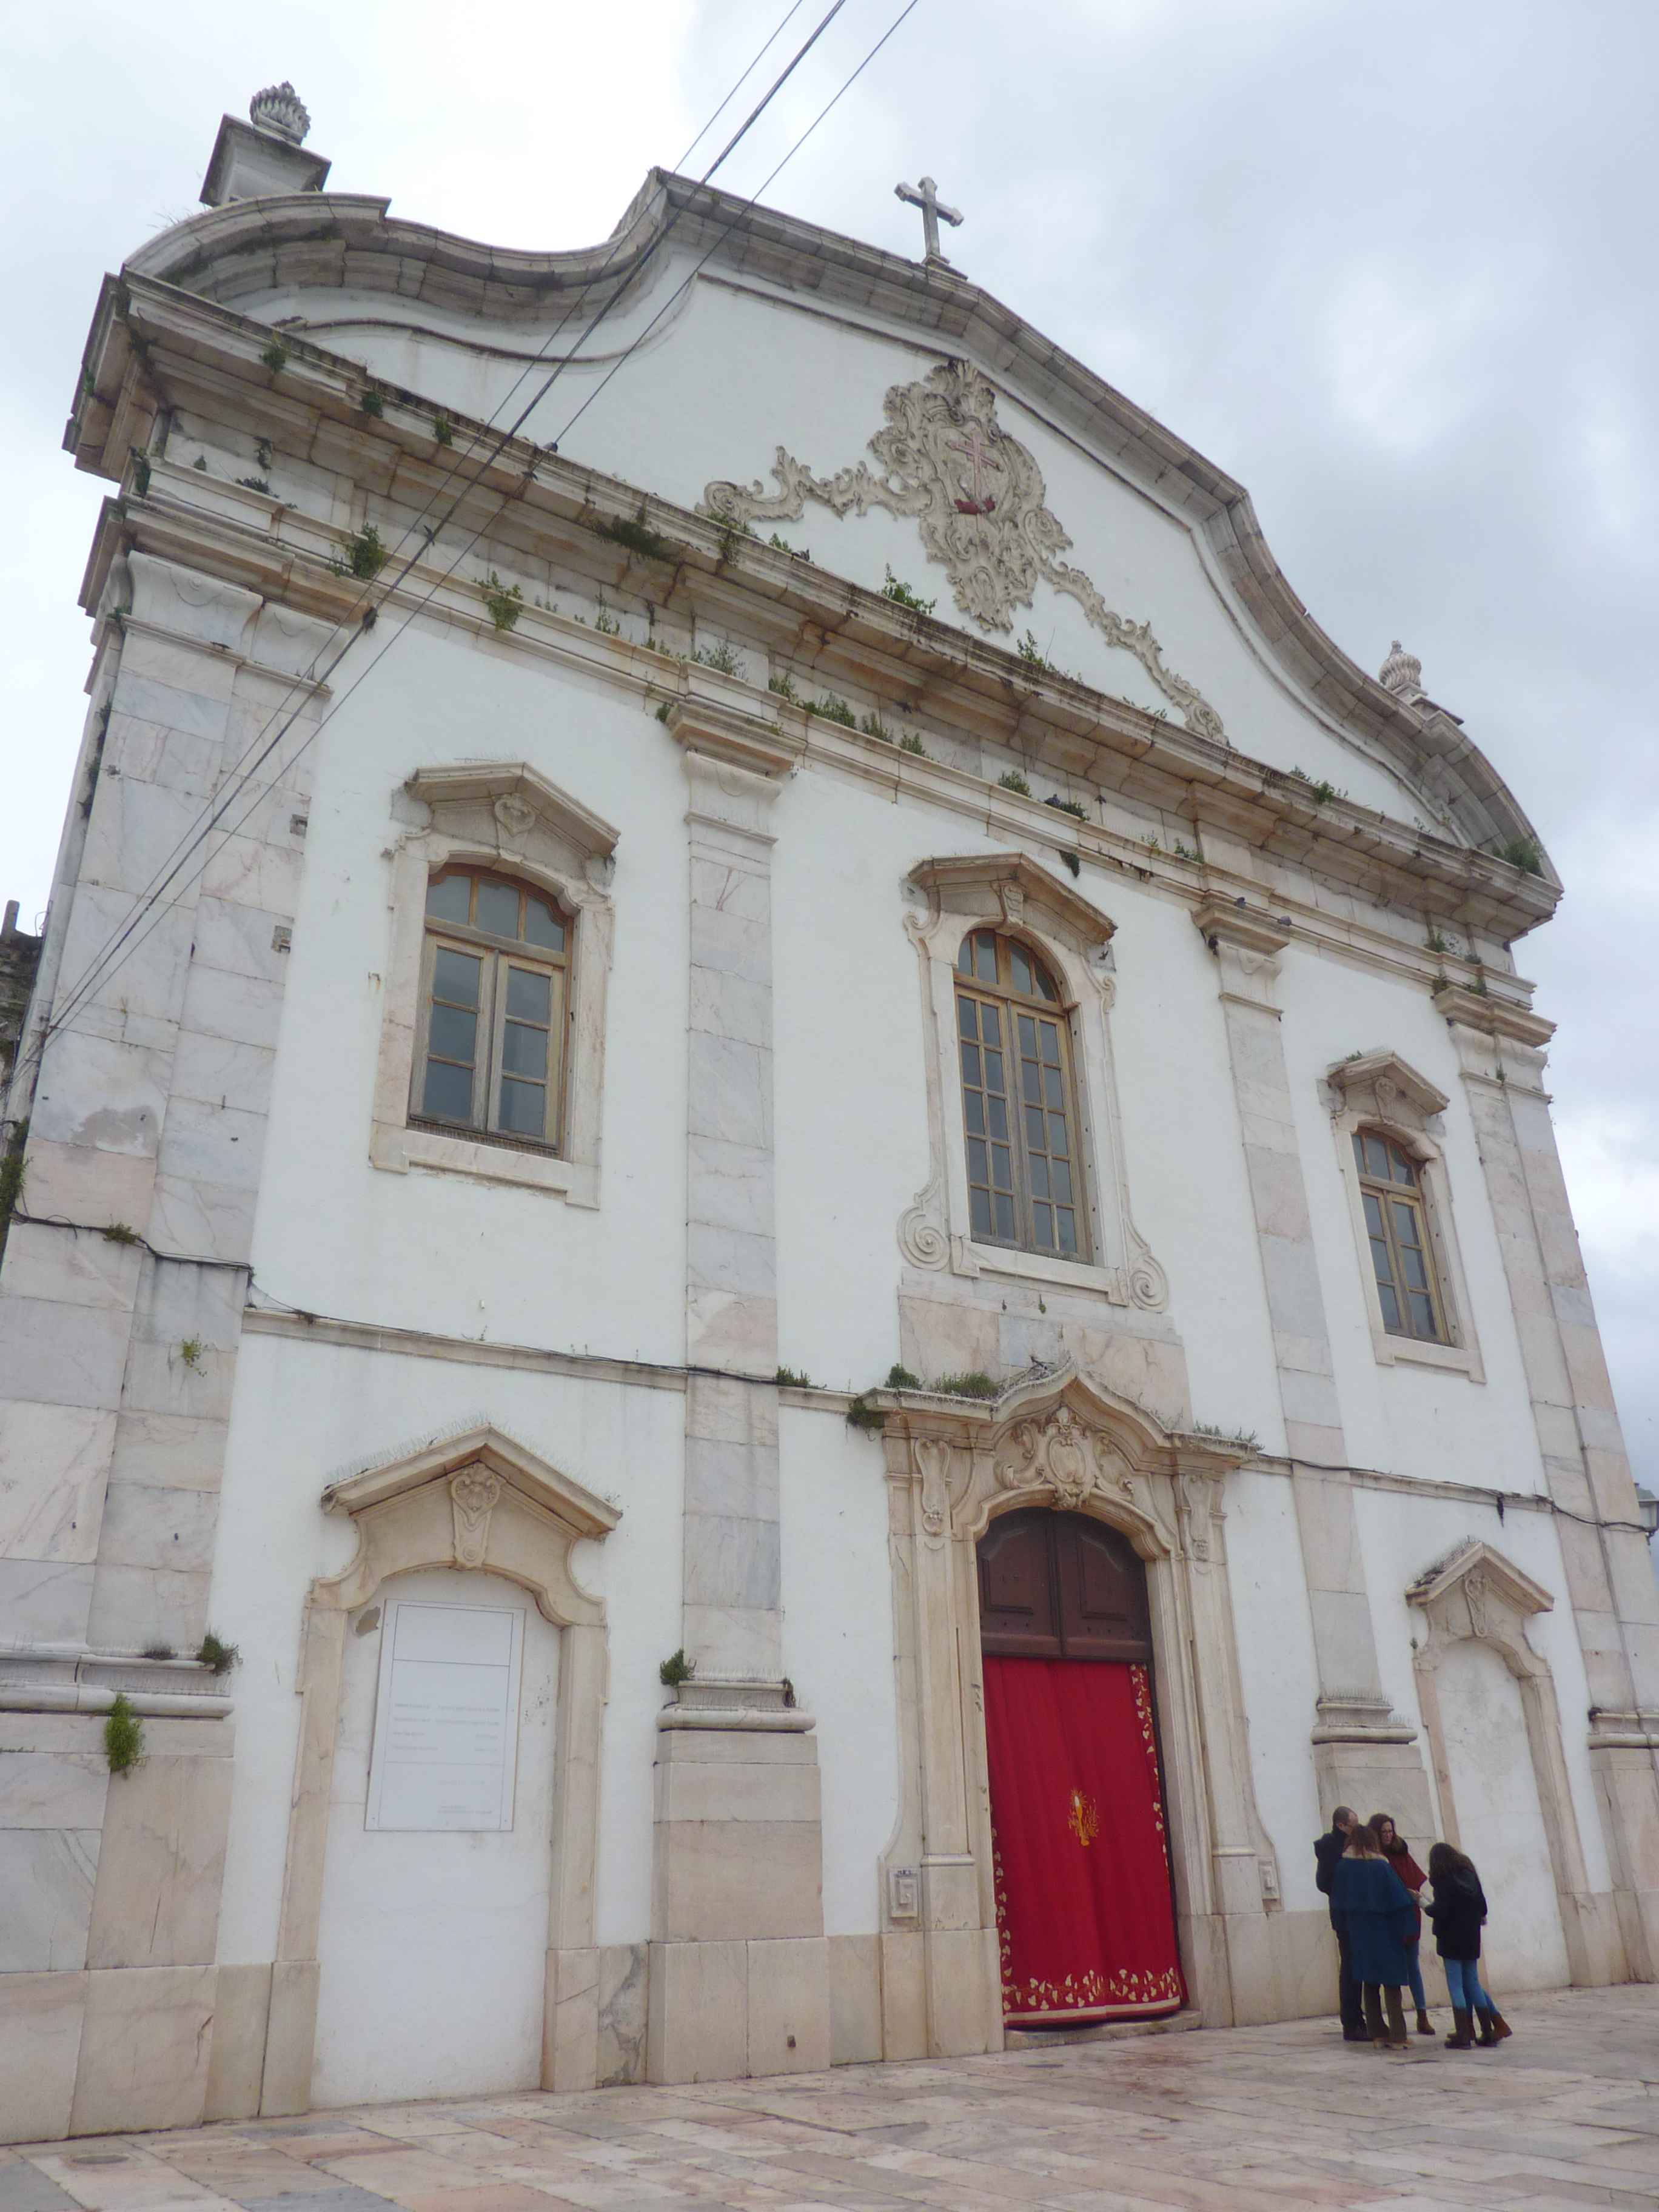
left=366, top=1600, right=525, bottom=1832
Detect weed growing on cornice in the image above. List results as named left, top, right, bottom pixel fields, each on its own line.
left=431, top=414, right=454, bottom=446
left=1426, top=928, right=1449, bottom=954
left=692, top=640, right=745, bottom=677
left=481, top=572, right=523, bottom=632
left=1496, top=836, right=1543, bottom=876
left=237, top=477, right=272, bottom=495
left=260, top=340, right=290, bottom=374
left=769, top=531, right=810, bottom=560
left=1191, top=1420, right=1262, bottom=1451
left=129, top=450, right=150, bottom=497
left=859, top=710, right=893, bottom=743
left=898, top=732, right=928, bottom=759
left=808, top=694, right=856, bottom=727
left=104, top=1694, right=143, bottom=1776
left=330, top=525, right=387, bottom=581
left=999, top=769, right=1032, bottom=797
left=883, top=566, right=937, bottom=615
left=196, top=1631, right=240, bottom=1675
left=1045, top=794, right=1087, bottom=821
left=1016, top=631, right=1051, bottom=669
left=659, top=1648, right=695, bottom=1687
left=598, top=512, right=675, bottom=563
left=934, top=1371, right=1000, bottom=1400
left=774, top=1366, right=814, bottom=1388
left=592, top=609, right=621, bottom=637
left=359, top=389, right=384, bottom=418
left=767, top=671, right=799, bottom=702
left=1171, top=837, right=1200, bottom=861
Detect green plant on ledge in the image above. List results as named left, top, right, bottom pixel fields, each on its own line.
left=998, top=769, right=1032, bottom=797
left=883, top=566, right=936, bottom=615
left=129, top=450, right=151, bottom=497
left=237, top=476, right=272, bottom=495
left=859, top=710, right=893, bottom=743
left=1191, top=1419, right=1262, bottom=1452
left=332, top=524, right=387, bottom=581
left=1426, top=928, right=1449, bottom=954
left=898, top=732, right=928, bottom=758
left=196, top=1631, right=240, bottom=1675
left=1016, top=631, right=1051, bottom=670
left=934, top=1371, right=1000, bottom=1400
left=1171, top=837, right=1201, bottom=862
left=659, top=1648, right=695, bottom=1688
left=809, top=694, right=857, bottom=728
left=102, top=1222, right=140, bottom=1246
left=598, top=512, right=674, bottom=562
left=260, top=340, right=290, bottom=375
left=775, top=1365, right=814, bottom=1388
left=1497, top=836, right=1543, bottom=876
left=1044, top=794, right=1087, bottom=821
left=768, top=531, right=810, bottom=560
left=104, top=1694, right=144, bottom=1777
left=845, top=1395, right=885, bottom=1433
left=141, top=1643, right=175, bottom=1661
left=0, top=1124, right=26, bottom=1247
left=885, top=1363, right=920, bottom=1389
left=359, top=389, right=384, bottom=418
left=481, top=572, right=524, bottom=632
left=767, top=671, right=799, bottom=702
left=592, top=609, right=621, bottom=637
left=692, top=640, right=745, bottom=677
left=432, top=414, right=455, bottom=446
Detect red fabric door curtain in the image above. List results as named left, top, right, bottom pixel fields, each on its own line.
left=984, top=1653, right=1184, bottom=2025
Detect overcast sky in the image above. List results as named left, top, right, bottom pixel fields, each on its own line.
left=4, top=0, right=1653, bottom=1486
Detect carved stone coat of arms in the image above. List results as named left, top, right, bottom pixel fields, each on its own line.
left=700, top=360, right=1223, bottom=740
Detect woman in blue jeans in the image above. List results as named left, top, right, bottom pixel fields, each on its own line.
left=1424, top=1842, right=1512, bottom=2048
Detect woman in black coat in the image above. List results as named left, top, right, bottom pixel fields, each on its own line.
left=1423, top=1842, right=1512, bottom=2048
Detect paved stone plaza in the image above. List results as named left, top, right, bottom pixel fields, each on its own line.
left=7, top=1987, right=1659, bottom=2211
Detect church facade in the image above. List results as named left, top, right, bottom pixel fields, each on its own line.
left=4, top=88, right=1657, bottom=2142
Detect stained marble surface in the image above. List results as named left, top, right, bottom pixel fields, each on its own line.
left=8, top=1986, right=1659, bottom=2207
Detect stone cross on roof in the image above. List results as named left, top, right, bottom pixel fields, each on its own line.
left=894, top=175, right=962, bottom=267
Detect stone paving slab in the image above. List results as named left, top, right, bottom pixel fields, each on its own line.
left=6, top=1988, right=1659, bottom=2211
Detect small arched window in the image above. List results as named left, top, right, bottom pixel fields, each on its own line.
left=1353, top=1130, right=1446, bottom=1342
left=954, top=929, right=1085, bottom=1258
left=413, top=866, right=571, bottom=1149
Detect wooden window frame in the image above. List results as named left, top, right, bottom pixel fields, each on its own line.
left=411, top=866, right=574, bottom=1157
left=1354, top=1128, right=1447, bottom=1344
left=953, top=928, right=1090, bottom=1264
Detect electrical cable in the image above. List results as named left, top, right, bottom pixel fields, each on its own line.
left=15, top=0, right=889, bottom=1082
left=16, top=0, right=841, bottom=1081
left=16, top=0, right=923, bottom=1078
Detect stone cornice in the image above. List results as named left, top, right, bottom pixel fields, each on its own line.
left=1326, top=1048, right=1450, bottom=1118
left=1432, top=981, right=1555, bottom=1047
left=1191, top=898, right=1292, bottom=958
left=909, top=852, right=1116, bottom=947
left=82, top=173, right=1557, bottom=882
left=68, top=278, right=1558, bottom=948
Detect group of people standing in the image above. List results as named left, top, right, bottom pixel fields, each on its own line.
left=1315, top=1807, right=1512, bottom=2051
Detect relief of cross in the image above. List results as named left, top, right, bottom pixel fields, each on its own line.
left=894, top=175, right=963, bottom=266
left=947, top=422, right=998, bottom=514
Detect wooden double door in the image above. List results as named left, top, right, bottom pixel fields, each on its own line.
left=976, top=1510, right=1184, bottom=2025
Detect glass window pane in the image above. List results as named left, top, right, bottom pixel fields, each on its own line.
left=960, top=1041, right=980, bottom=1085
left=426, top=872, right=471, bottom=922
left=1390, top=1146, right=1418, bottom=1186
left=970, top=1186, right=993, bottom=1237
left=975, top=933, right=997, bottom=982
left=1022, top=1061, right=1042, bottom=1104
left=503, top=1021, right=548, bottom=1079
left=1033, top=1202, right=1053, bottom=1247
left=994, top=1192, right=1015, bottom=1241
left=421, top=1059, right=474, bottom=1122
left=987, top=1094, right=1008, bottom=1141
left=1370, top=1237, right=1393, bottom=1285
left=957, top=937, right=974, bottom=975
left=1010, top=944, right=1034, bottom=996
left=967, top=1138, right=988, bottom=1184
left=432, top=947, right=481, bottom=1007
left=984, top=1051, right=1004, bottom=1092
left=957, top=994, right=978, bottom=1038
left=1409, top=1292, right=1436, bottom=1338
left=1389, top=1198, right=1422, bottom=1247
left=964, top=1091, right=985, bottom=1137
left=1033, top=960, right=1057, bottom=1004
left=1017, top=1013, right=1037, bottom=1057
left=1364, top=1135, right=1390, bottom=1179
left=476, top=879, right=521, bottom=939
left=1030, top=1156, right=1050, bottom=1201
left=980, top=1004, right=1002, bottom=1048
left=496, top=1078, right=546, bottom=1136
left=428, top=1004, right=477, bottom=1062
left=1056, top=1208, right=1077, bottom=1253
left=1352, top=1132, right=1369, bottom=1174
left=1048, top=1112, right=1068, bottom=1155
left=991, top=1145, right=1013, bottom=1191
left=523, top=895, right=566, bottom=951
left=1378, top=1281, right=1403, bottom=1332
left=1043, top=1065, right=1063, bottom=1110
left=1039, top=1023, right=1061, bottom=1067
left=1026, top=1106, right=1047, bottom=1151
left=1362, top=1192, right=1386, bottom=1236
left=1399, top=1245, right=1429, bottom=1292
left=506, top=966, right=551, bottom=1022
left=1051, top=1159, right=1073, bottom=1205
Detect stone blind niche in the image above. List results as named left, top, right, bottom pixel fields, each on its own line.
left=240, top=1422, right=620, bottom=2119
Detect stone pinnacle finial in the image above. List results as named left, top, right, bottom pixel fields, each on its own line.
left=1379, top=639, right=1426, bottom=705
left=250, top=82, right=310, bottom=146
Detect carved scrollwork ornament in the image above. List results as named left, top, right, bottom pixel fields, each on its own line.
left=449, top=1465, right=503, bottom=1567
left=1464, top=1569, right=1490, bottom=1640
left=991, top=1406, right=1136, bottom=1518
left=699, top=361, right=1224, bottom=740
left=913, top=1437, right=955, bottom=1538
left=492, top=792, right=538, bottom=839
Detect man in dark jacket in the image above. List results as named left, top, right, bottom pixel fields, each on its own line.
left=1314, top=1806, right=1365, bottom=2039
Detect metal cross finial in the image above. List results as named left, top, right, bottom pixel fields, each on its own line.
left=895, top=175, right=963, bottom=266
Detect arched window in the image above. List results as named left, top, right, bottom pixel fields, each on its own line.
left=1353, top=1130, right=1446, bottom=1342
left=413, top=866, right=571, bottom=1148
left=954, top=928, right=1085, bottom=1258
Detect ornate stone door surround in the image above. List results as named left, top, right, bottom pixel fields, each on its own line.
left=899, top=853, right=1166, bottom=1309
left=257, top=1423, right=620, bottom=2116
left=1408, top=1540, right=1615, bottom=1988
left=871, top=1361, right=1282, bottom=2052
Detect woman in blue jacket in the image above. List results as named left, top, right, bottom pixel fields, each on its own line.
left=1330, top=1822, right=1419, bottom=2048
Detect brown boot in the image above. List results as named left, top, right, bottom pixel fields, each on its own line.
left=1476, top=2007, right=1509, bottom=2046
left=1444, top=2007, right=1475, bottom=2048
left=1415, top=2008, right=1434, bottom=2036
